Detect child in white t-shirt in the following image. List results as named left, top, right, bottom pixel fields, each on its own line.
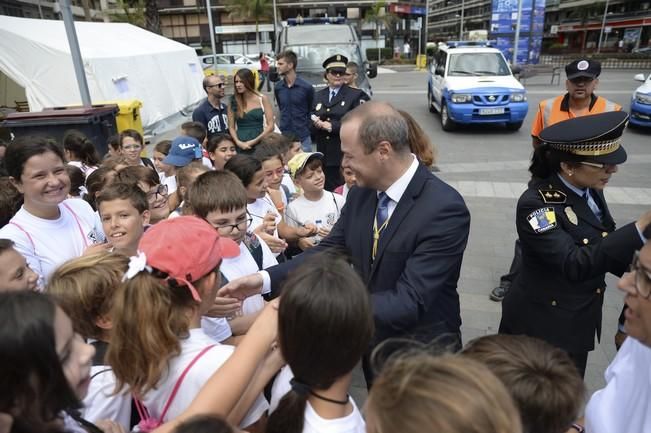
left=169, top=161, right=210, bottom=219
left=285, top=152, right=344, bottom=251
left=47, top=252, right=133, bottom=429
left=0, top=137, right=105, bottom=287
left=225, top=155, right=317, bottom=257
left=266, top=254, right=372, bottom=433
left=188, top=170, right=278, bottom=338
left=106, top=216, right=268, bottom=429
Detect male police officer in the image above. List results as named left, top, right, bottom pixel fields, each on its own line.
left=311, top=54, right=369, bottom=191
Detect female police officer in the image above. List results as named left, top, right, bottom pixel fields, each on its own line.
left=499, top=111, right=651, bottom=377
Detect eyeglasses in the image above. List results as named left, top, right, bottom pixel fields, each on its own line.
left=214, top=216, right=252, bottom=235
left=630, top=251, right=651, bottom=298
left=328, top=69, right=346, bottom=76
left=207, top=83, right=225, bottom=88
left=579, top=161, right=610, bottom=169
left=146, top=184, right=168, bottom=202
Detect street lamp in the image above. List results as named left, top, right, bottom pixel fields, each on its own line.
left=597, top=0, right=610, bottom=53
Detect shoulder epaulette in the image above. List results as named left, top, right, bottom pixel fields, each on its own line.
left=538, top=189, right=567, bottom=204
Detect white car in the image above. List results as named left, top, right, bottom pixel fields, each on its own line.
left=198, top=54, right=257, bottom=75
left=630, top=72, right=651, bottom=128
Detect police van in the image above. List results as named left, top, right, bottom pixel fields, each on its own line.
left=427, top=41, right=528, bottom=131
left=271, top=17, right=377, bottom=96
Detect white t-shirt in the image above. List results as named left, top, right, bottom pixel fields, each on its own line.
left=161, top=172, right=178, bottom=195
left=585, top=337, right=651, bottom=433
left=285, top=192, right=344, bottom=244
left=282, top=172, right=297, bottom=195
left=248, top=196, right=280, bottom=233
left=67, top=160, right=98, bottom=178
left=0, top=198, right=104, bottom=286
left=269, top=366, right=365, bottom=433
left=222, top=235, right=277, bottom=315
left=140, top=328, right=268, bottom=427
left=82, top=366, right=132, bottom=429
left=202, top=156, right=214, bottom=169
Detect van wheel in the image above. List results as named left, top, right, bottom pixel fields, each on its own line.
left=441, top=103, right=456, bottom=131
left=506, top=121, right=523, bottom=131
left=428, top=89, right=435, bottom=113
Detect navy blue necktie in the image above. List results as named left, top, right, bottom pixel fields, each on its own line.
left=376, top=192, right=390, bottom=229
left=329, top=90, right=336, bottom=102
left=584, top=189, right=602, bottom=221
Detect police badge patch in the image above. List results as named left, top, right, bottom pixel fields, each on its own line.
left=527, top=208, right=557, bottom=234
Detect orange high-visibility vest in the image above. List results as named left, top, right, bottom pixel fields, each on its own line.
left=531, top=95, right=621, bottom=139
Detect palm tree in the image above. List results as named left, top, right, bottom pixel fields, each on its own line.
left=144, top=0, right=161, bottom=34
left=364, top=1, right=396, bottom=62
left=225, top=0, right=273, bottom=53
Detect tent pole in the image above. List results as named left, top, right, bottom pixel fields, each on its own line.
left=59, top=0, right=92, bottom=107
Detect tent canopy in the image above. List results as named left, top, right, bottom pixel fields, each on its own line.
left=0, top=16, right=204, bottom=130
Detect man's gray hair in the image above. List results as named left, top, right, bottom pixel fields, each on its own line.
left=342, top=101, right=410, bottom=154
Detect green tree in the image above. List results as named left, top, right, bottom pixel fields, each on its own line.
left=364, top=1, right=397, bottom=62
left=108, top=0, right=159, bottom=34
left=225, top=0, right=273, bottom=53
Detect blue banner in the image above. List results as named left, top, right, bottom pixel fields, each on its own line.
left=490, top=0, right=545, bottom=64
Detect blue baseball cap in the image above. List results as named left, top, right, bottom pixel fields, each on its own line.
left=163, top=136, right=203, bottom=167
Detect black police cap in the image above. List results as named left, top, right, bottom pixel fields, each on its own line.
left=539, top=111, right=629, bottom=165
left=322, top=54, right=348, bottom=71
left=565, top=59, right=601, bottom=80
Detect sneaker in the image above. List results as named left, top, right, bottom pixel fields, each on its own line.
left=489, top=284, right=510, bottom=302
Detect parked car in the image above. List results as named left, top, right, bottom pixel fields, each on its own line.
left=630, top=72, right=651, bottom=128
left=427, top=41, right=528, bottom=131
left=198, top=54, right=259, bottom=87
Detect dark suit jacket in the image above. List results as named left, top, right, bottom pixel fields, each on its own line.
left=310, top=84, right=369, bottom=167
left=500, top=174, right=643, bottom=354
left=268, top=163, right=471, bottom=346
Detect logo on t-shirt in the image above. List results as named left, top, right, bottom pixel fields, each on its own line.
left=207, top=114, right=228, bottom=134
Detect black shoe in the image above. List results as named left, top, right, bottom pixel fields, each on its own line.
left=489, top=284, right=510, bottom=302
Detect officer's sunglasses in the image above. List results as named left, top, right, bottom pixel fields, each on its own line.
left=569, top=76, right=594, bottom=85
left=579, top=161, right=615, bottom=170
left=630, top=251, right=651, bottom=299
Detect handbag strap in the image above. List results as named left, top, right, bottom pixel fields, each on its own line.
left=159, top=344, right=216, bottom=421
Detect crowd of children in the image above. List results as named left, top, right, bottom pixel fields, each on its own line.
left=0, top=118, right=649, bottom=433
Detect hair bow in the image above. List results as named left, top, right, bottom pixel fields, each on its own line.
left=122, top=251, right=152, bottom=282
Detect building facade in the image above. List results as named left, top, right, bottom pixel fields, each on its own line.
left=0, top=0, right=112, bottom=21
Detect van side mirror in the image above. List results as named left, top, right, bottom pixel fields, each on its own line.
left=367, top=62, right=378, bottom=79
left=435, top=66, right=445, bottom=76
left=511, top=65, right=522, bottom=75
left=269, top=66, right=280, bottom=82
left=634, top=73, right=646, bottom=82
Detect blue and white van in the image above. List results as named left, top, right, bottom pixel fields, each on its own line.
left=427, top=41, right=528, bottom=131
left=630, top=72, right=651, bottom=128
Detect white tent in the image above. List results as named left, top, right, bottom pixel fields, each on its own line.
left=0, top=16, right=204, bottom=131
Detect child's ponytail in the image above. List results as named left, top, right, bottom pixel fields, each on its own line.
left=107, top=269, right=197, bottom=396
left=266, top=380, right=310, bottom=433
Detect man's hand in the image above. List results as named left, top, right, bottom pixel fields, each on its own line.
left=218, top=273, right=265, bottom=301
left=257, top=232, right=287, bottom=254
left=297, top=237, right=315, bottom=251
left=205, top=296, right=242, bottom=318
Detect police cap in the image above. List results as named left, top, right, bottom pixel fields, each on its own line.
left=565, top=59, right=601, bottom=80
left=539, top=111, right=629, bottom=165
left=323, top=54, right=348, bottom=72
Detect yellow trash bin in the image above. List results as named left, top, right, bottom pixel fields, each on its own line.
left=416, top=54, right=427, bottom=70
left=98, top=99, right=144, bottom=137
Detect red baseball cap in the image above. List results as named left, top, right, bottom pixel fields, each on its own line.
left=137, top=216, right=239, bottom=301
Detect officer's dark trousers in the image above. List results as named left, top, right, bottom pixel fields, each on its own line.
left=324, top=165, right=343, bottom=192
left=499, top=239, right=522, bottom=287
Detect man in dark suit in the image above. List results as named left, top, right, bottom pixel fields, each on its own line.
left=311, top=54, right=369, bottom=191
left=218, top=101, right=471, bottom=384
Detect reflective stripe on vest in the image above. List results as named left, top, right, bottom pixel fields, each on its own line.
left=603, top=99, right=618, bottom=112
left=541, top=97, right=557, bottom=129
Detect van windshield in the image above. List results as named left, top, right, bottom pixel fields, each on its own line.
left=285, top=44, right=363, bottom=71
left=448, top=53, right=511, bottom=77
